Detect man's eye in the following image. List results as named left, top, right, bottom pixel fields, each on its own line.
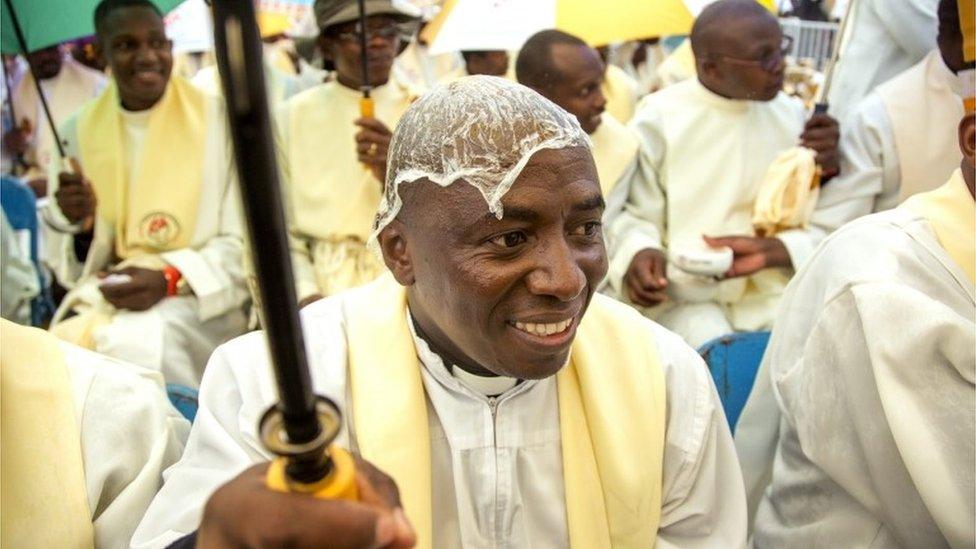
left=571, top=221, right=602, bottom=237
left=490, top=231, right=528, bottom=248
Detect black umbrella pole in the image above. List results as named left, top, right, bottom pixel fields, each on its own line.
left=210, top=0, right=349, bottom=492
left=3, top=0, right=66, bottom=159
left=357, top=0, right=374, bottom=118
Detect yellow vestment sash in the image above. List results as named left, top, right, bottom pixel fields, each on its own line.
left=345, top=275, right=667, bottom=547
left=76, top=77, right=206, bottom=259
left=1, top=320, right=94, bottom=549
left=902, top=169, right=976, bottom=285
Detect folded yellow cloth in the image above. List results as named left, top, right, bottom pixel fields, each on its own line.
left=345, top=275, right=667, bottom=548
left=752, top=146, right=820, bottom=236
left=1, top=320, right=94, bottom=549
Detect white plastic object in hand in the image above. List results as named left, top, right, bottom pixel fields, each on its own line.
left=669, top=243, right=733, bottom=277
left=98, top=273, right=133, bottom=287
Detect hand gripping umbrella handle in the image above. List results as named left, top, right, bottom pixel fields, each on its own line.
left=209, top=0, right=357, bottom=501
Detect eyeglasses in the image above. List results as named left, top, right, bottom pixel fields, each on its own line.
left=335, top=25, right=402, bottom=43
left=712, top=35, right=794, bottom=72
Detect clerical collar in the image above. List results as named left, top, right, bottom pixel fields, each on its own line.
left=450, top=365, right=519, bottom=398
left=406, top=310, right=521, bottom=398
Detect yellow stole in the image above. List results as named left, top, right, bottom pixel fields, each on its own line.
left=1, top=320, right=93, bottom=548
left=76, top=77, right=206, bottom=259
left=902, top=169, right=976, bottom=285
left=590, top=114, right=639, bottom=197
left=345, top=275, right=667, bottom=547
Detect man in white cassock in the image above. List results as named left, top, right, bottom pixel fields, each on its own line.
left=606, top=0, right=840, bottom=348
left=43, top=0, right=248, bottom=388
left=277, top=0, right=419, bottom=307
left=133, top=75, right=747, bottom=549
left=735, top=94, right=975, bottom=547
left=826, top=0, right=938, bottom=125
left=776, top=0, right=970, bottom=271
left=1, top=319, right=189, bottom=548
left=3, top=45, right=106, bottom=184
left=516, top=30, right=639, bottom=202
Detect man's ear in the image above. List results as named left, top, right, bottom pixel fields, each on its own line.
left=959, top=113, right=976, bottom=162
left=378, top=220, right=415, bottom=286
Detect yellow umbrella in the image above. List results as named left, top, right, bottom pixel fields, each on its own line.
left=422, top=0, right=776, bottom=53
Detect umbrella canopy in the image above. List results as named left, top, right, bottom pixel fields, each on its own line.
left=423, top=0, right=776, bottom=55
left=1, top=0, right=185, bottom=54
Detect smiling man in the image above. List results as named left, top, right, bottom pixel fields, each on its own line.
left=607, top=0, right=840, bottom=348
left=133, top=76, right=746, bottom=548
left=516, top=30, right=639, bottom=199
left=44, top=0, right=248, bottom=387
left=276, top=0, right=418, bottom=306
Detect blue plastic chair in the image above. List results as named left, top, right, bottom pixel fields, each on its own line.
left=0, top=176, right=54, bottom=325
left=166, top=383, right=200, bottom=423
left=698, top=331, right=771, bottom=433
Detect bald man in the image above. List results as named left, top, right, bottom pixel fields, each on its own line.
left=516, top=30, right=639, bottom=199
left=134, top=76, right=746, bottom=549
left=608, top=0, right=840, bottom=347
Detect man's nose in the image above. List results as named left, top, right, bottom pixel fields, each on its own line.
left=593, top=89, right=607, bottom=112
left=525, top=239, right=586, bottom=302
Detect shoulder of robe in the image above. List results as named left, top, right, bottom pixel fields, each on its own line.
left=800, top=207, right=941, bottom=289
left=285, top=81, right=337, bottom=110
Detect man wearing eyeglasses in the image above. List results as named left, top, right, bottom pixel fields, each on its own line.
left=275, top=0, right=418, bottom=307
left=607, top=0, right=840, bottom=348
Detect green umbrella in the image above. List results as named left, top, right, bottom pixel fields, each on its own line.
left=0, top=0, right=185, bottom=159
left=0, top=0, right=185, bottom=54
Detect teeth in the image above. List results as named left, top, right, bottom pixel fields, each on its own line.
left=514, top=318, right=572, bottom=337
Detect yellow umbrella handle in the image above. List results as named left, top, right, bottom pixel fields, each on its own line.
left=266, top=446, right=360, bottom=500
left=360, top=97, right=375, bottom=119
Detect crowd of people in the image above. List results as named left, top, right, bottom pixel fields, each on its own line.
left=1, top=0, right=972, bottom=547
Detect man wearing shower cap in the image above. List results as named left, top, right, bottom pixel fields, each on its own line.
left=134, top=76, right=747, bottom=548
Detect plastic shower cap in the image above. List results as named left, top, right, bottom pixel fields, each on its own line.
left=372, top=75, right=590, bottom=238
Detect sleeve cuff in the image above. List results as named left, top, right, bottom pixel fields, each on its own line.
left=161, top=248, right=229, bottom=321
left=776, top=228, right=817, bottom=272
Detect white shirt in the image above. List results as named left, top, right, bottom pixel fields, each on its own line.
left=132, top=291, right=747, bottom=548
left=735, top=204, right=975, bottom=548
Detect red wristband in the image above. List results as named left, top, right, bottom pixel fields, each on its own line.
left=162, top=265, right=182, bottom=297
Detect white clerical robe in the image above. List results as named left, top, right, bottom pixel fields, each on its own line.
left=64, top=340, right=190, bottom=548
left=607, top=79, right=806, bottom=348
left=826, top=0, right=937, bottom=125
left=131, top=291, right=747, bottom=548
left=735, top=183, right=975, bottom=547
left=774, top=49, right=964, bottom=271
left=43, top=90, right=249, bottom=388
left=0, top=210, right=38, bottom=324
left=11, top=56, right=106, bottom=177
left=276, top=81, right=413, bottom=300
